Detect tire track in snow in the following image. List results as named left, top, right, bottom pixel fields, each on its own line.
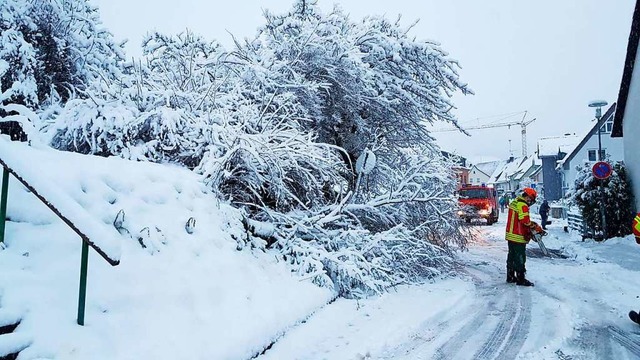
left=608, top=325, right=640, bottom=358
left=493, top=288, right=532, bottom=359
left=375, top=295, right=479, bottom=359
left=433, top=261, right=532, bottom=360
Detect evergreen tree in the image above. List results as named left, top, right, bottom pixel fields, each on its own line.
left=572, top=161, right=636, bottom=239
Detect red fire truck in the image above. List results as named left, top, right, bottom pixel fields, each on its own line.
left=457, top=184, right=499, bottom=225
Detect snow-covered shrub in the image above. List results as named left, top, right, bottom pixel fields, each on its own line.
left=50, top=31, right=225, bottom=166
left=196, top=95, right=348, bottom=212
left=239, top=149, right=465, bottom=298
left=50, top=98, right=210, bottom=165
left=572, top=161, right=636, bottom=239
left=0, top=0, right=125, bottom=114
left=47, top=0, right=471, bottom=298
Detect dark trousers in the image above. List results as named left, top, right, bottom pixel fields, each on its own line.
left=507, top=241, right=527, bottom=272
left=541, top=214, right=548, bottom=229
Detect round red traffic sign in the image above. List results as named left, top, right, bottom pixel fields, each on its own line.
left=592, top=161, right=612, bottom=180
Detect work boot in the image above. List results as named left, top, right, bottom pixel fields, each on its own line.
left=630, top=311, right=640, bottom=324
left=516, top=271, right=534, bottom=287
left=506, top=267, right=516, bottom=283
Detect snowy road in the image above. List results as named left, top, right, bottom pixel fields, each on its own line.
left=259, top=215, right=640, bottom=360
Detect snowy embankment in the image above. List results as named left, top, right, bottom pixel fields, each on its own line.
left=0, top=141, right=332, bottom=360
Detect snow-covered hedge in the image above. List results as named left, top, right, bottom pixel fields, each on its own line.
left=570, top=161, right=636, bottom=239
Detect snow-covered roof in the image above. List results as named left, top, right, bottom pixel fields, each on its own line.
left=487, top=160, right=508, bottom=183
left=489, top=157, right=529, bottom=184
left=472, top=161, right=501, bottom=177
left=536, top=134, right=581, bottom=158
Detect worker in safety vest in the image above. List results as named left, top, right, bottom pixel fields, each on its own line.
left=505, top=187, right=542, bottom=286
left=627, top=213, right=640, bottom=325
left=634, top=213, right=640, bottom=244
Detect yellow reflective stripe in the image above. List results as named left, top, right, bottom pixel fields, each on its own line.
left=516, top=201, right=528, bottom=220
left=634, top=215, right=640, bottom=234
left=508, top=205, right=517, bottom=234
left=506, top=233, right=526, bottom=243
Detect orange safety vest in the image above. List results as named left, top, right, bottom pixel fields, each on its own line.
left=633, top=213, right=640, bottom=238
left=505, top=196, right=532, bottom=243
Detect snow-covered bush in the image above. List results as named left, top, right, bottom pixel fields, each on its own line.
left=0, top=0, right=125, bottom=115
left=47, top=0, right=471, bottom=298
left=572, top=161, right=636, bottom=239
left=50, top=31, right=225, bottom=166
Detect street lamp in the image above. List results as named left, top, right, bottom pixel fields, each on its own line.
left=588, top=100, right=608, bottom=239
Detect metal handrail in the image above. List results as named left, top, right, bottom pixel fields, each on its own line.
left=0, top=161, right=119, bottom=326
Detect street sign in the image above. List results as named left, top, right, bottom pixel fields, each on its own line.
left=592, top=161, right=612, bottom=180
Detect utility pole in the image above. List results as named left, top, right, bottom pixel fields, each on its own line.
left=589, top=100, right=608, bottom=239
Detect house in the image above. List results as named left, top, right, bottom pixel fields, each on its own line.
left=468, top=161, right=501, bottom=185
left=489, top=157, right=528, bottom=193
left=556, top=103, right=624, bottom=197
left=528, top=162, right=544, bottom=189
left=536, top=134, right=581, bottom=201
left=512, top=156, right=541, bottom=191
left=612, top=0, right=640, bottom=210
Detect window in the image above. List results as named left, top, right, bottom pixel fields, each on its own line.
left=600, top=120, right=613, bottom=133
left=459, top=189, right=491, bottom=199
left=588, top=149, right=606, bottom=161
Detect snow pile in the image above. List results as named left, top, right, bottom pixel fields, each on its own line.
left=536, top=134, right=580, bottom=158
left=0, top=143, right=332, bottom=360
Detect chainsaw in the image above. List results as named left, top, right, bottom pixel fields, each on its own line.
left=531, top=229, right=550, bottom=256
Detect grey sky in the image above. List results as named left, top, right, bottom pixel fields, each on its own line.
left=91, top=0, right=635, bottom=164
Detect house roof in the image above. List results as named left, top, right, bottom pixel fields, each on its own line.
left=512, top=156, right=537, bottom=181
left=537, top=134, right=581, bottom=158
left=529, top=164, right=543, bottom=177
left=491, top=157, right=528, bottom=184
left=471, top=161, right=501, bottom=177
left=557, top=103, right=617, bottom=169
left=488, top=160, right=508, bottom=183
left=612, top=0, right=640, bottom=138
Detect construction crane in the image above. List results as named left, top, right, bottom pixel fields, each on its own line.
left=432, top=112, right=536, bottom=157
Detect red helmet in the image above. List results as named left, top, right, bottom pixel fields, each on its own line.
left=523, top=187, right=537, bottom=200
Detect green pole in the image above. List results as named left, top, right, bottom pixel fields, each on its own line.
left=77, top=240, right=89, bottom=325
left=0, top=168, right=9, bottom=244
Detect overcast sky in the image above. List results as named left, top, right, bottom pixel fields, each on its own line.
left=91, top=0, right=636, bottom=164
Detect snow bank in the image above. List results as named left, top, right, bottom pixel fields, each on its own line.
left=0, top=143, right=332, bottom=360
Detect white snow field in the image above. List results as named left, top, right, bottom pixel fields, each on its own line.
left=2, top=139, right=640, bottom=359
left=0, top=139, right=332, bottom=360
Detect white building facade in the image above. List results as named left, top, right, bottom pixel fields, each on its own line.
left=612, top=2, right=640, bottom=211
left=558, top=104, right=624, bottom=197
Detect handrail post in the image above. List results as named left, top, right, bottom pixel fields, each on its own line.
left=0, top=168, right=9, bottom=244
left=77, top=240, right=89, bottom=325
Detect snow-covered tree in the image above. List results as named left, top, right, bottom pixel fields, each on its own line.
left=240, top=0, right=472, bottom=187
left=0, top=0, right=125, bottom=116
left=47, top=0, right=472, bottom=298
left=572, top=161, right=635, bottom=239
